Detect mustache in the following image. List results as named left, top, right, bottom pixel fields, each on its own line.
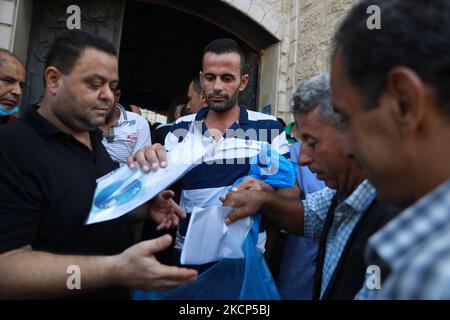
left=207, top=93, right=229, bottom=99
left=94, top=101, right=112, bottom=109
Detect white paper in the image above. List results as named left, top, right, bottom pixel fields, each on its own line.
left=180, top=206, right=253, bottom=265
left=86, top=133, right=213, bottom=225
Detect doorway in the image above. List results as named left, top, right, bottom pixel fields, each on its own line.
left=118, top=1, right=260, bottom=119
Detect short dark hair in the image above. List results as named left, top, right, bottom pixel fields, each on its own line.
left=190, top=76, right=202, bottom=94
left=203, top=38, right=246, bottom=74
left=45, top=30, right=117, bottom=75
left=334, top=0, right=450, bottom=117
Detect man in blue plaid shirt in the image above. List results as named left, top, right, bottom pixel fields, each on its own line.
left=222, top=74, right=398, bottom=300
left=332, top=0, right=450, bottom=299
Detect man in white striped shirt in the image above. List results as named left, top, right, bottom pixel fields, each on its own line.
left=100, top=89, right=151, bottom=166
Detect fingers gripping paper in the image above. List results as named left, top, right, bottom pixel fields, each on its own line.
left=86, top=132, right=213, bottom=225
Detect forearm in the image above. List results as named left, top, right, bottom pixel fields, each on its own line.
left=0, top=246, right=119, bottom=299
left=259, top=189, right=304, bottom=234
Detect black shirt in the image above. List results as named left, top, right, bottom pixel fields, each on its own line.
left=0, top=105, right=132, bottom=299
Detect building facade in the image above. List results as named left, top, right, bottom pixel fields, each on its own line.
left=0, top=0, right=357, bottom=122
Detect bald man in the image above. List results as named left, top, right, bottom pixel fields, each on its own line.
left=0, top=49, right=25, bottom=127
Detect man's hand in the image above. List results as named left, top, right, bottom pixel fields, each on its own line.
left=220, top=189, right=272, bottom=225
left=229, top=176, right=274, bottom=192
left=149, top=190, right=185, bottom=231
left=127, top=143, right=167, bottom=172
left=113, top=234, right=197, bottom=291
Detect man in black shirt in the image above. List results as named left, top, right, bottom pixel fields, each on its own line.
left=0, top=30, right=197, bottom=299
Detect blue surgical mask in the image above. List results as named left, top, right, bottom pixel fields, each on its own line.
left=0, top=105, right=19, bottom=116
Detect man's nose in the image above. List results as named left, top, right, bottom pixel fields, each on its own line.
left=213, top=78, right=224, bottom=92
left=11, top=82, right=22, bottom=98
left=99, top=85, right=114, bottom=103
left=298, top=142, right=312, bottom=166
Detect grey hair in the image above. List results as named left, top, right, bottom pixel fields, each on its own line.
left=291, top=73, right=340, bottom=126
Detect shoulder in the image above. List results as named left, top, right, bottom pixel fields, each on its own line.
left=0, top=119, right=36, bottom=166
left=0, top=118, right=31, bottom=145
left=246, top=110, right=285, bottom=132
left=246, top=110, right=278, bottom=122
left=171, top=114, right=196, bottom=131
left=383, top=231, right=450, bottom=299
left=124, top=111, right=147, bottom=124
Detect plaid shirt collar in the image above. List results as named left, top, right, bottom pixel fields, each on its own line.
left=337, top=180, right=376, bottom=215
left=367, top=178, right=450, bottom=270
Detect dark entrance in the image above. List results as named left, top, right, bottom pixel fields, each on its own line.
left=24, top=0, right=279, bottom=117
left=118, top=1, right=260, bottom=119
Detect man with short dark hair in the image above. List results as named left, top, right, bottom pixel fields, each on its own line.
left=100, top=89, right=152, bottom=167
left=162, top=38, right=292, bottom=271
left=186, top=77, right=206, bottom=114
left=0, top=30, right=197, bottom=299
left=331, top=0, right=450, bottom=299
left=0, top=49, right=25, bottom=127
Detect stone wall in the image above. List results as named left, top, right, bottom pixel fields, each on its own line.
left=225, top=0, right=358, bottom=121
left=295, top=0, right=357, bottom=85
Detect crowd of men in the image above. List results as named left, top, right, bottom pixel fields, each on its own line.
left=0, top=0, right=450, bottom=300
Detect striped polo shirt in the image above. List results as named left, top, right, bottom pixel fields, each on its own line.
left=164, top=106, right=289, bottom=252
left=102, top=104, right=152, bottom=166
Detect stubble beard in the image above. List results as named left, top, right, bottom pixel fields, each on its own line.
left=206, top=89, right=239, bottom=113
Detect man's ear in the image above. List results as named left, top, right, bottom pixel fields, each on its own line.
left=239, top=74, right=249, bottom=92
left=44, top=66, right=63, bottom=95
left=386, top=66, right=428, bottom=134
left=199, top=71, right=203, bottom=86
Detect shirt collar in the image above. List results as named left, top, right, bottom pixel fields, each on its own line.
left=115, top=103, right=128, bottom=124
left=367, top=178, right=450, bottom=269
left=339, top=179, right=377, bottom=214
left=25, top=104, right=61, bottom=139
left=194, top=105, right=249, bottom=126
left=25, top=104, right=103, bottom=141
left=285, top=122, right=294, bottom=135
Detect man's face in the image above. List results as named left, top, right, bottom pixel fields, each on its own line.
left=0, top=55, right=25, bottom=110
left=296, top=108, right=360, bottom=194
left=52, top=48, right=119, bottom=132
left=105, top=89, right=121, bottom=122
left=186, top=82, right=205, bottom=114
left=200, top=52, right=248, bottom=112
left=331, top=53, right=411, bottom=206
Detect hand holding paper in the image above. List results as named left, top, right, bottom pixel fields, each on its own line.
left=86, top=133, right=214, bottom=225
left=180, top=206, right=253, bottom=265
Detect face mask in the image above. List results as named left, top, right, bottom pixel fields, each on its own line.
left=0, top=105, right=19, bottom=116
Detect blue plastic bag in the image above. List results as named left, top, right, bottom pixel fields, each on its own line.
left=134, top=214, right=280, bottom=300
left=231, top=144, right=296, bottom=190
left=134, top=145, right=295, bottom=300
